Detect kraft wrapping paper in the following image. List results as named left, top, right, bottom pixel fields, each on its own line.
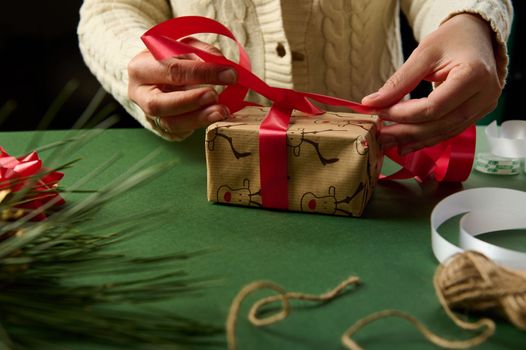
left=206, top=107, right=381, bottom=216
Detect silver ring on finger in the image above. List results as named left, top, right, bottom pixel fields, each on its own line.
left=154, top=116, right=171, bottom=134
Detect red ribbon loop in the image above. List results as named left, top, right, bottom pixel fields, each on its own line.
left=142, top=16, right=476, bottom=209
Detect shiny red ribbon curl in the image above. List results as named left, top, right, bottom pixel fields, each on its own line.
left=142, top=16, right=475, bottom=208
left=0, top=146, right=64, bottom=221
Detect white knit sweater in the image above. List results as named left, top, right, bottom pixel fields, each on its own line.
left=78, top=0, right=513, bottom=139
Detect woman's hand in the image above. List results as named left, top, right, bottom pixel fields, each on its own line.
left=362, top=14, right=502, bottom=155
left=128, top=37, right=236, bottom=140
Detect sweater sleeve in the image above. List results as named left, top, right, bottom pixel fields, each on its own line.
left=400, top=0, right=513, bottom=86
left=78, top=0, right=172, bottom=137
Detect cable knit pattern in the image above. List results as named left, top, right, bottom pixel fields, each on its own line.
left=223, top=1, right=248, bottom=47
left=78, top=0, right=513, bottom=140
left=280, top=1, right=312, bottom=92
left=319, top=0, right=351, bottom=99
left=381, top=4, right=404, bottom=87
left=348, top=0, right=375, bottom=99
left=192, top=1, right=218, bottom=46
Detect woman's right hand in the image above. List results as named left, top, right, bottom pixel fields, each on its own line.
left=128, top=37, right=237, bottom=140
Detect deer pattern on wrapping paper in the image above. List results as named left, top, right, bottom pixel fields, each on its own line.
left=286, top=128, right=347, bottom=165
left=206, top=124, right=252, bottom=159
left=217, top=179, right=262, bottom=207
left=313, top=112, right=376, bottom=125
left=313, top=118, right=372, bottom=129
left=208, top=112, right=378, bottom=215
left=300, top=183, right=365, bottom=216
left=312, top=118, right=373, bottom=156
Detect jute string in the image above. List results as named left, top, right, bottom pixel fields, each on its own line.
left=226, top=251, right=526, bottom=350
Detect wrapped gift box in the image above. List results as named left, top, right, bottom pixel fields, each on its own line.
left=205, top=107, right=381, bottom=216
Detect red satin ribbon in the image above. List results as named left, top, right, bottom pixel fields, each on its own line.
left=142, top=16, right=475, bottom=208
left=0, top=146, right=64, bottom=220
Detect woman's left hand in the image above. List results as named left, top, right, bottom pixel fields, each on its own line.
left=362, top=13, right=502, bottom=155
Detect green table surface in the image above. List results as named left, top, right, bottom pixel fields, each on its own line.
left=1, top=127, right=525, bottom=350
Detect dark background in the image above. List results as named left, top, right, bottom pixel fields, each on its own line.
left=0, top=1, right=524, bottom=131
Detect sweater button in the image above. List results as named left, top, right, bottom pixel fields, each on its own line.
left=276, top=42, right=286, bottom=57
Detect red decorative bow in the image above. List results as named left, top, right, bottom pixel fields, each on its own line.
left=142, top=16, right=475, bottom=208
left=0, top=146, right=64, bottom=220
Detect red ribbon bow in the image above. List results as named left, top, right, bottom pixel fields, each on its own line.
left=142, top=16, right=475, bottom=209
left=0, top=146, right=64, bottom=220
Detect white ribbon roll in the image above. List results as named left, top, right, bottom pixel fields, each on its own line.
left=486, top=121, right=526, bottom=158
left=431, top=187, right=526, bottom=269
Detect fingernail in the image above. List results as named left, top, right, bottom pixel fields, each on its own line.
left=378, top=134, right=397, bottom=145
left=224, top=106, right=232, bottom=118
left=362, top=92, right=380, bottom=104
left=199, top=91, right=217, bottom=106
left=208, top=111, right=226, bottom=122
left=218, top=69, right=237, bottom=84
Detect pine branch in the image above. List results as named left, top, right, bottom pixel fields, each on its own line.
left=1, top=97, right=223, bottom=348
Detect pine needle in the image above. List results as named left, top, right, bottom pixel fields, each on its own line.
left=0, top=100, right=17, bottom=127
left=1, top=92, right=223, bottom=348
left=26, top=80, right=80, bottom=153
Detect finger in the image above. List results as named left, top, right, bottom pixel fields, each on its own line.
left=378, top=64, right=483, bottom=124
left=378, top=93, right=493, bottom=152
left=128, top=52, right=236, bottom=86
left=378, top=92, right=484, bottom=146
left=180, top=37, right=223, bottom=56
left=377, top=78, right=475, bottom=125
left=173, top=37, right=224, bottom=61
left=133, top=86, right=219, bottom=117
left=380, top=119, right=468, bottom=154
left=362, top=46, right=436, bottom=108
left=159, top=104, right=231, bottom=134
left=398, top=104, right=495, bottom=154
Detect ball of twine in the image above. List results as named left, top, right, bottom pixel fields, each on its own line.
left=436, top=250, right=526, bottom=331
left=226, top=251, right=526, bottom=350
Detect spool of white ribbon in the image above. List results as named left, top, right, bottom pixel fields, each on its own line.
left=431, top=187, right=526, bottom=269
left=486, top=121, right=526, bottom=158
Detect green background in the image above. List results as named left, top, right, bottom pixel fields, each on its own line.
left=1, top=128, right=525, bottom=349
